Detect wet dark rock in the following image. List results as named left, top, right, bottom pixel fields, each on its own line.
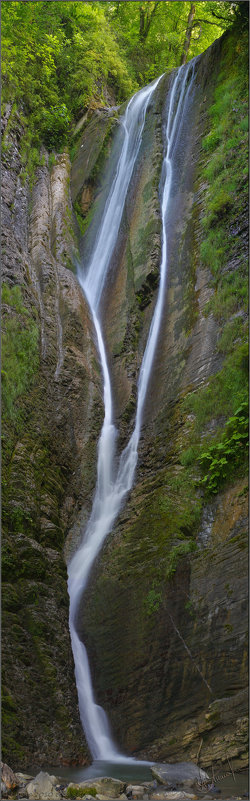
left=151, top=763, right=208, bottom=786
left=2, top=112, right=102, bottom=767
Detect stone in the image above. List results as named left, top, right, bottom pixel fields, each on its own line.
left=49, top=775, right=60, bottom=786
left=151, top=763, right=208, bottom=786
left=68, top=778, right=125, bottom=799
left=1, top=782, right=8, bottom=798
left=96, top=796, right=118, bottom=800
left=126, top=784, right=145, bottom=799
left=96, top=796, right=115, bottom=800
left=1, top=763, right=19, bottom=789
left=16, top=774, right=33, bottom=782
left=18, top=789, right=30, bottom=799
left=149, top=794, right=197, bottom=801
left=25, top=771, right=61, bottom=800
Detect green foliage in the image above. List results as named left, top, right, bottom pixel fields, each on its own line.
left=1, top=1, right=135, bottom=159
left=104, top=1, right=237, bottom=84
left=200, top=29, right=248, bottom=284
left=1, top=0, right=238, bottom=169
left=166, top=540, right=197, bottom=580
left=159, top=471, right=202, bottom=534
left=199, top=402, right=248, bottom=493
left=1, top=284, right=39, bottom=423
left=20, top=143, right=41, bottom=188
left=180, top=25, right=249, bottom=500
left=180, top=446, right=199, bottom=467
left=144, top=584, right=162, bottom=616
left=216, top=316, right=246, bottom=354
left=66, top=788, right=97, bottom=799
left=49, top=152, right=56, bottom=171
left=205, top=272, right=248, bottom=321
left=202, top=186, right=233, bottom=229
left=184, top=342, right=248, bottom=428
left=40, top=103, right=71, bottom=149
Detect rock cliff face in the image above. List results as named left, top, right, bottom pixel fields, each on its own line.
left=70, top=30, right=248, bottom=771
left=2, top=112, right=103, bottom=767
left=2, top=27, right=248, bottom=772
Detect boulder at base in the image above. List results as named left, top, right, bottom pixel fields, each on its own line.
left=1, top=762, right=19, bottom=789
left=67, top=777, right=125, bottom=798
left=126, top=785, right=145, bottom=799
left=26, top=771, right=61, bottom=800
left=150, top=793, right=197, bottom=800
left=151, top=763, right=209, bottom=786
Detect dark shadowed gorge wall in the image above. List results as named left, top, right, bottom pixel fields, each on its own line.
left=1, top=24, right=248, bottom=771
left=1, top=128, right=102, bottom=768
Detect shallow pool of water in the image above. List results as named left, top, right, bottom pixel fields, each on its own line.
left=29, top=759, right=154, bottom=784
left=214, top=770, right=248, bottom=800
left=27, top=762, right=248, bottom=799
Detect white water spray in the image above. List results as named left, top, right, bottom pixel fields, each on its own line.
left=68, top=62, right=196, bottom=761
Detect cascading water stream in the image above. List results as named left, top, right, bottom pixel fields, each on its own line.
left=68, top=61, right=196, bottom=762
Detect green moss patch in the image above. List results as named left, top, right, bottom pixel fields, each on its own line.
left=178, top=28, right=248, bottom=497
left=66, top=788, right=97, bottom=799
left=2, top=283, right=39, bottom=423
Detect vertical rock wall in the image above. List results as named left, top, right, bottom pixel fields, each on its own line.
left=2, top=117, right=103, bottom=767
left=73, top=33, right=248, bottom=770
left=2, top=25, right=248, bottom=772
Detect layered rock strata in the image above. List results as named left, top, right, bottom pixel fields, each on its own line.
left=71, top=34, right=248, bottom=769
left=2, top=112, right=103, bottom=766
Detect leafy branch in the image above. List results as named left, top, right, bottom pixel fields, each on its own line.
left=199, top=401, right=248, bottom=494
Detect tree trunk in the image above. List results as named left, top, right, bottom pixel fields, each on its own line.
left=180, top=2, right=196, bottom=65
left=139, top=2, right=160, bottom=43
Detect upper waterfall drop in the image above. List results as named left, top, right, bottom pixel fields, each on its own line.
left=68, top=61, right=197, bottom=762
left=80, top=74, right=164, bottom=314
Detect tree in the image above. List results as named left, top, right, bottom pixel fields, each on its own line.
left=180, top=2, right=196, bottom=65
left=1, top=0, right=135, bottom=149
left=104, top=1, right=235, bottom=83
left=139, top=1, right=161, bottom=43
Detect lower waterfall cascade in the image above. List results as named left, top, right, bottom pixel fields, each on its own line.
left=67, top=59, right=198, bottom=761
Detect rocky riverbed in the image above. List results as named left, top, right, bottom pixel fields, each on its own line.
left=1, top=762, right=248, bottom=801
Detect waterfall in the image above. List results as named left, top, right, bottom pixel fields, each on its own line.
left=68, top=61, right=196, bottom=761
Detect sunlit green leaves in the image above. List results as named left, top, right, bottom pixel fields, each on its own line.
left=103, top=1, right=237, bottom=84
left=1, top=284, right=39, bottom=423
left=199, top=401, right=249, bottom=493
left=1, top=1, right=135, bottom=150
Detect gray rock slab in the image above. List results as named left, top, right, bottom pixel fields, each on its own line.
left=151, top=763, right=209, bottom=786
left=26, top=771, right=61, bottom=800
left=16, top=773, right=34, bottom=782
left=126, top=784, right=145, bottom=799
left=68, top=777, right=125, bottom=799
left=1, top=762, right=19, bottom=789
left=149, top=793, right=197, bottom=801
